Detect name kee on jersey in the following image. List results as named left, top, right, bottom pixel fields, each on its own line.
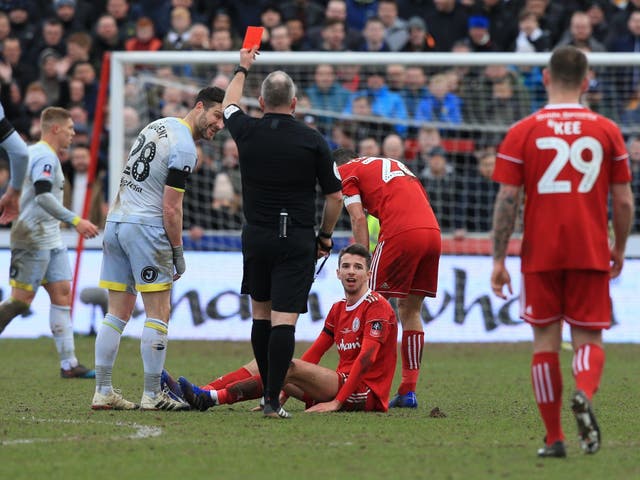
left=336, top=338, right=361, bottom=352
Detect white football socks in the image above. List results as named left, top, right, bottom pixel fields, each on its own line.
left=95, top=313, right=127, bottom=395
left=49, top=304, right=77, bottom=371
left=141, top=318, right=168, bottom=397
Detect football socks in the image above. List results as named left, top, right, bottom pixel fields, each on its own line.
left=265, top=324, right=295, bottom=410
left=398, top=330, right=424, bottom=395
left=203, top=366, right=253, bottom=391
left=95, top=313, right=127, bottom=394
left=141, top=318, right=169, bottom=397
left=251, top=319, right=271, bottom=392
left=531, top=351, right=564, bottom=445
left=572, top=343, right=605, bottom=401
left=49, top=304, right=78, bottom=371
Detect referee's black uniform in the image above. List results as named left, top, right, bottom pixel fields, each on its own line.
left=223, top=106, right=342, bottom=311
left=223, top=98, right=342, bottom=417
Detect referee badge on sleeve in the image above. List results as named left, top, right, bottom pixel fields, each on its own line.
left=224, top=105, right=240, bottom=119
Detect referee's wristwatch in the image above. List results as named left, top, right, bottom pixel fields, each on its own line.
left=233, top=65, right=249, bottom=77
left=318, top=230, right=332, bottom=239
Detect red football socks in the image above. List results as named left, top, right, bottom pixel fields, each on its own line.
left=398, top=330, right=424, bottom=395
left=217, top=374, right=263, bottom=405
left=202, top=366, right=253, bottom=391
left=531, top=351, right=564, bottom=445
left=572, top=343, right=605, bottom=401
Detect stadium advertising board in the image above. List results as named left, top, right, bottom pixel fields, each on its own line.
left=1, top=250, right=638, bottom=343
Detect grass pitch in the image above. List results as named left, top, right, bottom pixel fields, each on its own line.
left=0, top=337, right=638, bottom=480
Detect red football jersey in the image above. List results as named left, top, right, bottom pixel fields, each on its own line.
left=324, top=289, right=398, bottom=404
left=494, top=104, right=631, bottom=272
left=339, top=157, right=440, bottom=241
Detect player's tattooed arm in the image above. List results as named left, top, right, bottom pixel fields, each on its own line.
left=491, top=184, right=521, bottom=262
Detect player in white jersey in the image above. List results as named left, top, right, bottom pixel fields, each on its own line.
left=91, top=87, right=226, bottom=411
left=0, top=107, right=99, bottom=378
left=0, top=101, right=30, bottom=224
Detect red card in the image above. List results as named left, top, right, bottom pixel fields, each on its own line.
left=242, top=26, right=264, bottom=49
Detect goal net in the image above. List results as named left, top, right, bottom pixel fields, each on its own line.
left=110, top=51, right=640, bottom=255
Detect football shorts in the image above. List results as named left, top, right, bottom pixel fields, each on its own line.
left=371, top=228, right=441, bottom=298
left=337, top=372, right=386, bottom=412
left=99, top=221, right=173, bottom=294
left=241, top=224, right=316, bottom=313
left=521, top=270, right=611, bottom=330
left=9, top=247, right=72, bottom=291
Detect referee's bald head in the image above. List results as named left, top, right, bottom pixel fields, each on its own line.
left=260, top=70, right=296, bottom=110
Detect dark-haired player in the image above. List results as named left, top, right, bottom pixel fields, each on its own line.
left=491, top=46, right=634, bottom=457
left=92, top=87, right=226, bottom=411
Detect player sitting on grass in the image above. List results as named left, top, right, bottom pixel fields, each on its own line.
left=164, top=244, right=399, bottom=415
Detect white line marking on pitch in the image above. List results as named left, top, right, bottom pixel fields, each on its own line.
left=0, top=417, right=162, bottom=446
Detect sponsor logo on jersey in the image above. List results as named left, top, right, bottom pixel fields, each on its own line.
left=370, top=321, right=382, bottom=338
left=336, top=338, right=361, bottom=352
left=378, top=282, right=389, bottom=290
left=120, top=178, right=143, bottom=193
left=141, top=266, right=159, bottom=283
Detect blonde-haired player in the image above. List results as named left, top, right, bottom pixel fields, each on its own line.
left=0, top=107, right=99, bottom=378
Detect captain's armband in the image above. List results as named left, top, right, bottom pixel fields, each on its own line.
left=166, top=168, right=190, bottom=191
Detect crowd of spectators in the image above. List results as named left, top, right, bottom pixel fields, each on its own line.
left=1, top=0, right=640, bottom=237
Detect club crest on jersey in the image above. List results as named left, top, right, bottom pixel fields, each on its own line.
left=352, top=317, right=360, bottom=332
left=141, top=266, right=159, bottom=283
left=43, top=164, right=52, bottom=177
left=370, top=321, right=382, bottom=337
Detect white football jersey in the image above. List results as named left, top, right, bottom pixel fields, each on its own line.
left=107, top=117, right=197, bottom=227
left=10, top=141, right=65, bottom=249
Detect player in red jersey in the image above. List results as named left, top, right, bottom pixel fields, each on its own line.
left=172, top=243, right=399, bottom=414
left=333, top=148, right=441, bottom=409
left=491, top=46, right=634, bottom=458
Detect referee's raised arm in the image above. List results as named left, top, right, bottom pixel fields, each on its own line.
left=222, top=47, right=259, bottom=109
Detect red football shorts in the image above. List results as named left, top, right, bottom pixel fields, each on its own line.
left=521, top=270, right=611, bottom=330
left=337, top=372, right=386, bottom=412
left=370, top=228, right=441, bottom=298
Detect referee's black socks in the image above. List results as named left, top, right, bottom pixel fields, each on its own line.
left=251, top=319, right=271, bottom=389
left=266, top=324, right=296, bottom=410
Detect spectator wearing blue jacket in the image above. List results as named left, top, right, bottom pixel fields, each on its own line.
left=343, top=66, right=408, bottom=135
left=415, top=72, right=462, bottom=124
left=305, top=63, right=351, bottom=133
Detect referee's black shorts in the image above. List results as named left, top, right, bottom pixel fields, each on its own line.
left=241, top=224, right=316, bottom=313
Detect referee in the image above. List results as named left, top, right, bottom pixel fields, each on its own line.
left=222, top=47, right=343, bottom=418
